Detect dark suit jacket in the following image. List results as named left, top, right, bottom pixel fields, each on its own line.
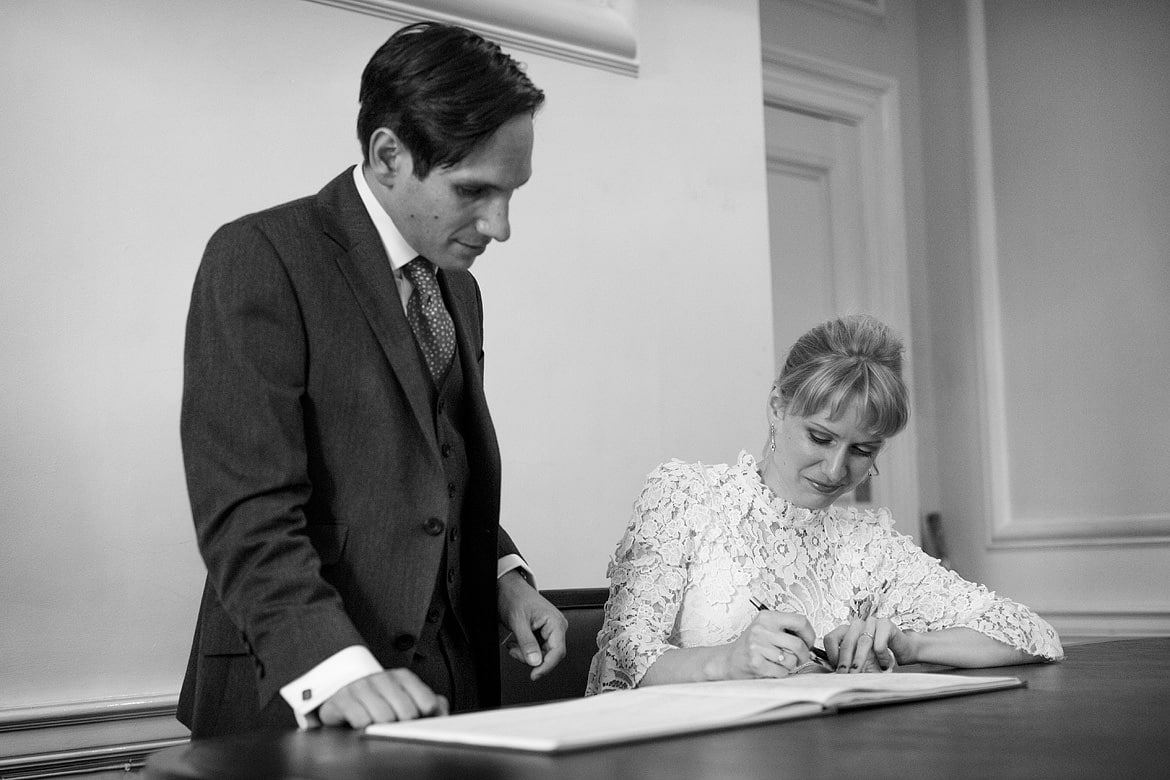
left=178, top=168, right=514, bottom=736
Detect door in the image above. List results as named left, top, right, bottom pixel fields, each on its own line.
left=761, top=48, right=918, bottom=527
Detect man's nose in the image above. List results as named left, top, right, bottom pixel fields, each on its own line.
left=475, top=197, right=511, bottom=242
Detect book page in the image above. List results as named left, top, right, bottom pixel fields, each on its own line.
left=364, top=673, right=1022, bottom=752
left=365, top=686, right=826, bottom=752
left=652, top=672, right=1021, bottom=701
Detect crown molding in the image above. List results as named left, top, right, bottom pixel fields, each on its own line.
left=304, top=0, right=639, bottom=76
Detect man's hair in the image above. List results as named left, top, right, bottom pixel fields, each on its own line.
left=775, top=314, right=910, bottom=439
left=357, top=22, right=545, bottom=177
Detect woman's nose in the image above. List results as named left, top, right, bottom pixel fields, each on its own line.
left=824, top=448, right=849, bottom=482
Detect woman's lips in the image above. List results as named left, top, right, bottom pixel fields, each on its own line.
left=806, top=477, right=845, bottom=494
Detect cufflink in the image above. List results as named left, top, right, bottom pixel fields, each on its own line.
left=302, top=689, right=312, bottom=701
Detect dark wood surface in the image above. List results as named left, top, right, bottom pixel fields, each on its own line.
left=144, top=637, right=1170, bottom=779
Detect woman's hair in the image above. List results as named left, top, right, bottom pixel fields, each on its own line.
left=357, top=22, right=545, bottom=177
left=775, top=314, right=909, bottom=438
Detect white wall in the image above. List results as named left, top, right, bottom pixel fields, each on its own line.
left=0, top=0, right=773, bottom=711
left=917, top=0, right=1170, bottom=637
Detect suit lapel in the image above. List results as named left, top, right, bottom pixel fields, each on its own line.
left=439, top=270, right=501, bottom=502
left=317, top=169, right=438, bottom=453
left=439, top=272, right=484, bottom=405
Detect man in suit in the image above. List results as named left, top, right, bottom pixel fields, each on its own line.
left=178, top=21, right=567, bottom=738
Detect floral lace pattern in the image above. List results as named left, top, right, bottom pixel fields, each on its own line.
left=585, top=453, right=1064, bottom=694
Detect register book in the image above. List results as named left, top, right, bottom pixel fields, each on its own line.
left=364, top=672, right=1024, bottom=753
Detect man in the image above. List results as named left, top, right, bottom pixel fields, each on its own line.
left=178, top=21, right=567, bottom=738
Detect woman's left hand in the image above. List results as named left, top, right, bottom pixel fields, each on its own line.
left=825, top=617, right=902, bottom=673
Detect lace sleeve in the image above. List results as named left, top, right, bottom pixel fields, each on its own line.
left=585, top=461, right=707, bottom=694
left=874, top=524, right=1064, bottom=661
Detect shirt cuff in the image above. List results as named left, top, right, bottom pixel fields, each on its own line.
left=278, top=645, right=383, bottom=729
left=497, top=553, right=535, bottom=586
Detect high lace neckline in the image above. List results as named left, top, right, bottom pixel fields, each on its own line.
left=735, top=450, right=829, bottom=527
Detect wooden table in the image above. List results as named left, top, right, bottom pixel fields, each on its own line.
left=144, top=637, right=1170, bottom=779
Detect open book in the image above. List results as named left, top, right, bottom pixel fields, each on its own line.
left=364, top=672, right=1023, bottom=753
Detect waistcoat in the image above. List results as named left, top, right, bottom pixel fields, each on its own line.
left=408, top=340, right=480, bottom=711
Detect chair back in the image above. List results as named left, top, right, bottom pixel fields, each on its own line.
left=499, top=588, right=608, bottom=704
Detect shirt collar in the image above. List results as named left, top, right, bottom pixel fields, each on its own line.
left=352, top=164, right=417, bottom=273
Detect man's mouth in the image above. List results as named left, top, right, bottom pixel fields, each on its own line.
left=456, top=240, right=488, bottom=254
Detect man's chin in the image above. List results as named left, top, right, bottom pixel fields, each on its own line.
left=435, top=244, right=486, bottom=272
left=431, top=254, right=477, bottom=273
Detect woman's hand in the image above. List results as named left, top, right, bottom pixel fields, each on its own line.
left=825, top=616, right=910, bottom=673
left=723, top=610, right=817, bottom=679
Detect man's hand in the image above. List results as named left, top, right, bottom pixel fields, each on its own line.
left=318, top=668, right=448, bottom=729
left=497, top=570, right=568, bottom=681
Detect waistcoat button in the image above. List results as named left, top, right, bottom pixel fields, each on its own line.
left=393, top=634, right=416, bottom=651
left=423, top=517, right=444, bottom=536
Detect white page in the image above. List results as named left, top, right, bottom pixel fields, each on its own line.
left=366, top=687, right=823, bottom=751
left=365, top=672, right=1019, bottom=752
left=653, top=672, right=1019, bottom=699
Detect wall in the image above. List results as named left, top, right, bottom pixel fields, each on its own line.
left=0, top=0, right=773, bottom=715
left=917, top=0, right=1170, bottom=637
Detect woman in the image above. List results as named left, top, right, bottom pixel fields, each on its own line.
left=586, top=315, right=1062, bottom=694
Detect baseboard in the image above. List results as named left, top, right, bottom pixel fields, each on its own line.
left=1044, top=609, right=1170, bottom=643
left=0, top=695, right=188, bottom=779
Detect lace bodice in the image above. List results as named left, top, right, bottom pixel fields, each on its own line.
left=585, top=453, right=1063, bottom=694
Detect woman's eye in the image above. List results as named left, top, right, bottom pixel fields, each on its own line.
left=809, top=433, right=831, bottom=446
left=852, top=447, right=875, bottom=458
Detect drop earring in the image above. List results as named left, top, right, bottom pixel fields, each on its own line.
left=868, top=462, right=880, bottom=478
left=769, top=423, right=776, bottom=453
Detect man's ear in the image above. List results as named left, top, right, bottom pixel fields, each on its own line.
left=367, top=128, right=409, bottom=184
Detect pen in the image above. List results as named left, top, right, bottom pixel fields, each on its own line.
left=849, top=578, right=892, bottom=621
left=749, top=596, right=832, bottom=667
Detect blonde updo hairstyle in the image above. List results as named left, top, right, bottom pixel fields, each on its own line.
left=774, top=314, right=909, bottom=439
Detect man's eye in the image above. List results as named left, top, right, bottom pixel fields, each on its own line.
left=457, top=186, right=483, bottom=198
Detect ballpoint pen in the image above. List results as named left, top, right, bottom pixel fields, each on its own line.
left=849, top=577, right=892, bottom=621
left=749, top=596, right=833, bottom=671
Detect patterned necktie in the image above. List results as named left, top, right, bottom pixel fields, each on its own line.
left=402, top=257, right=456, bottom=382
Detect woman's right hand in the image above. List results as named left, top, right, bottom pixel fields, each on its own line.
left=724, top=610, right=817, bottom=679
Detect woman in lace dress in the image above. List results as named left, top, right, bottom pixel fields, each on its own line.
left=586, top=315, right=1062, bottom=694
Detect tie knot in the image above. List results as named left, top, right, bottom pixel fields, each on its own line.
left=403, top=257, right=436, bottom=284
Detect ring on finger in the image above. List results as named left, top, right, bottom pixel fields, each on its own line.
left=859, top=632, right=874, bottom=640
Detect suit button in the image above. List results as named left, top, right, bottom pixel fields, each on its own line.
left=447, top=568, right=456, bottom=583
left=441, top=443, right=453, bottom=457
left=448, top=526, right=459, bottom=542
left=393, top=634, right=415, bottom=651
left=423, top=517, right=444, bottom=536
left=426, top=608, right=441, bottom=623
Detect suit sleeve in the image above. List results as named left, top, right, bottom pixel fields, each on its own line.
left=181, top=220, right=365, bottom=700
